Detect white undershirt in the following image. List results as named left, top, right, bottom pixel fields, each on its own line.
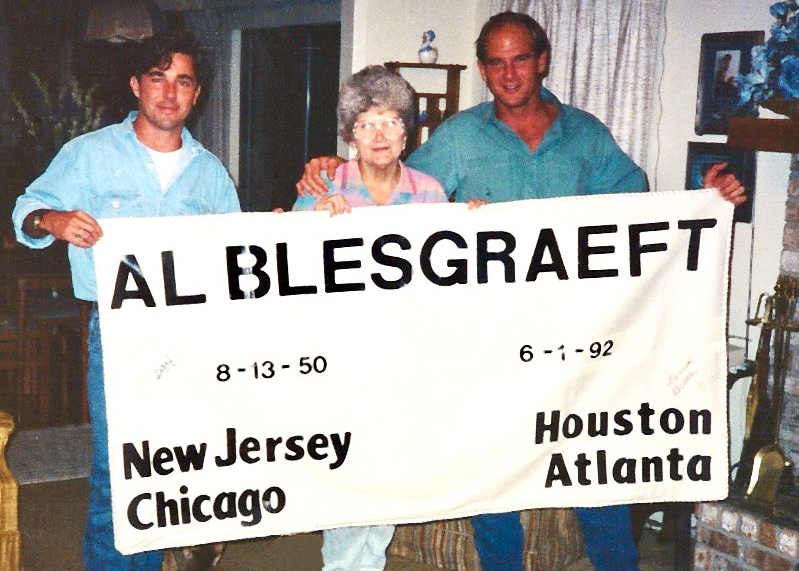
left=147, top=147, right=183, bottom=192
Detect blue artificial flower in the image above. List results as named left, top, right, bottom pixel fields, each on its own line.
left=736, top=75, right=758, bottom=105
left=771, top=1, right=791, bottom=19
left=778, top=54, right=799, bottom=97
left=751, top=44, right=771, bottom=79
left=771, top=20, right=794, bottom=41
left=738, top=2, right=799, bottom=105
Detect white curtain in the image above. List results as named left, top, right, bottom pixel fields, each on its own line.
left=489, top=0, right=664, bottom=168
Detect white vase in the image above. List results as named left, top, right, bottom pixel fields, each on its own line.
left=418, top=46, right=438, bottom=64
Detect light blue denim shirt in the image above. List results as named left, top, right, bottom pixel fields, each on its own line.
left=12, top=111, right=240, bottom=301
left=406, top=88, right=647, bottom=203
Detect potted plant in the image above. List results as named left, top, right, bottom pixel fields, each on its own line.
left=12, top=72, right=106, bottom=180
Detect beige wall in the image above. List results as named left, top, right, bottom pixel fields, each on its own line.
left=650, top=0, right=791, bottom=466
left=650, top=0, right=789, bottom=349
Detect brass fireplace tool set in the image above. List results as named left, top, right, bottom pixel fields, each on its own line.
left=732, top=274, right=798, bottom=521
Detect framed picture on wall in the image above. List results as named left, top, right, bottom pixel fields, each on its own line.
left=685, top=141, right=755, bottom=223
left=695, top=31, right=764, bottom=135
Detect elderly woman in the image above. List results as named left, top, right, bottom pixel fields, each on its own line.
left=294, top=65, right=448, bottom=216
left=293, top=65, right=448, bottom=570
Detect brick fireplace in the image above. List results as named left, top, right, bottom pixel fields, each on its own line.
left=693, top=155, right=799, bottom=570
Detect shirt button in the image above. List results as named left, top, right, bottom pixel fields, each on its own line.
left=147, top=163, right=154, bottom=169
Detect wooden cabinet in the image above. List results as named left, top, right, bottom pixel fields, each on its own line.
left=385, top=62, right=466, bottom=153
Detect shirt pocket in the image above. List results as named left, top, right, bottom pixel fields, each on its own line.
left=88, top=191, right=144, bottom=219
left=177, top=196, right=214, bottom=215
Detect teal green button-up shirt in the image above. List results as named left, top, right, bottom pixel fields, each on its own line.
left=406, top=88, right=646, bottom=203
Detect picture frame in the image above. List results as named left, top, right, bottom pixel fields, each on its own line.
left=685, top=142, right=756, bottom=223
left=695, top=31, right=764, bottom=135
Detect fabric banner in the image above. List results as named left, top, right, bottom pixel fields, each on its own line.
left=93, top=190, right=733, bottom=554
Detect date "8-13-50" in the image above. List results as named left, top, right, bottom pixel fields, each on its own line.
left=216, top=356, right=328, bottom=381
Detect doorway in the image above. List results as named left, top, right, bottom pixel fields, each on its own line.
left=239, top=23, right=340, bottom=212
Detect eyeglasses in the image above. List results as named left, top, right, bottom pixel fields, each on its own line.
left=352, top=117, right=405, bottom=140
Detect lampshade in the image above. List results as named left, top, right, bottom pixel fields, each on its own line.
left=85, top=0, right=164, bottom=43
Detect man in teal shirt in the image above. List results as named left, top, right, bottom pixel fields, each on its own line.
left=297, top=11, right=745, bottom=571
left=406, top=89, right=646, bottom=201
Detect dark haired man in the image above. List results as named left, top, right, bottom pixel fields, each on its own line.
left=12, top=30, right=239, bottom=570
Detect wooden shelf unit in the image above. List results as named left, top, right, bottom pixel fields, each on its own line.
left=384, top=61, right=467, bottom=153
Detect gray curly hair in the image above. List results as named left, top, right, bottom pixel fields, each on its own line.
left=337, top=65, right=416, bottom=144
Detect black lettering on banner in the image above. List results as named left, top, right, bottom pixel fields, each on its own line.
left=690, top=409, right=712, bottom=434
left=371, top=234, right=413, bottom=289
left=180, top=485, right=191, bottom=523
left=193, top=495, right=212, bottom=522
left=128, top=493, right=153, bottom=529
left=420, top=231, right=468, bottom=286
left=613, top=410, right=633, bottom=435
left=284, top=435, right=306, bottom=461
left=111, top=255, right=156, bottom=309
left=587, top=412, right=609, bottom=437
left=276, top=243, right=318, bottom=296
left=526, top=228, right=569, bottom=281
left=687, top=456, right=712, bottom=480
left=545, top=453, right=572, bottom=487
left=124, top=441, right=152, bottom=479
left=668, top=448, right=684, bottom=480
left=323, top=238, right=366, bottom=293
left=307, top=434, right=329, bottom=461
left=156, top=490, right=180, bottom=527
left=638, top=402, right=656, bottom=435
left=642, top=456, right=663, bottom=482
left=238, top=489, right=262, bottom=527
left=240, top=437, right=261, bottom=464
left=124, top=440, right=208, bottom=480
left=535, top=410, right=561, bottom=444
left=628, top=222, right=669, bottom=277
left=262, top=486, right=287, bottom=514
left=153, top=447, right=174, bottom=476
left=162, top=251, right=206, bottom=306
left=613, top=458, right=637, bottom=484
left=574, top=452, right=592, bottom=485
left=577, top=225, right=618, bottom=279
left=660, top=408, right=685, bottom=434
left=562, top=414, right=583, bottom=438
left=214, top=492, right=237, bottom=521
left=226, top=245, right=270, bottom=300
left=476, top=231, right=516, bottom=284
left=596, top=450, right=608, bottom=484
left=678, top=218, right=717, bottom=271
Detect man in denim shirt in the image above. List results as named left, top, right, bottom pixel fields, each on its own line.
left=297, top=11, right=746, bottom=571
left=12, top=31, right=239, bottom=570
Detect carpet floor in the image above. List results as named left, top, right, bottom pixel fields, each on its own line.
left=7, top=423, right=91, bottom=484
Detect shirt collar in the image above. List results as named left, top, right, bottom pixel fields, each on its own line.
left=339, top=159, right=410, bottom=195
left=122, top=111, right=202, bottom=157
left=486, top=86, right=565, bottom=153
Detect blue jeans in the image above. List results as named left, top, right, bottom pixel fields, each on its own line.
left=471, top=506, right=639, bottom=571
left=83, top=308, right=163, bottom=570
left=321, top=524, right=395, bottom=570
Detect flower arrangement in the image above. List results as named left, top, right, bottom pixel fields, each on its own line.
left=737, top=1, right=799, bottom=109
left=12, top=72, right=106, bottom=175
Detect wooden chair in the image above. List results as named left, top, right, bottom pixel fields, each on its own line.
left=0, top=332, right=20, bottom=421
left=12, top=274, right=82, bottom=427
left=0, top=410, right=20, bottom=571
